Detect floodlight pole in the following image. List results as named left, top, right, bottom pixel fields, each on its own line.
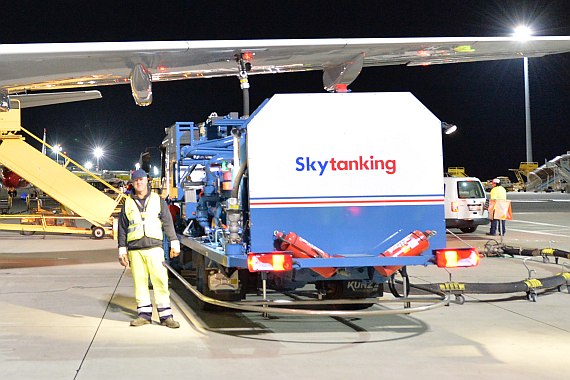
left=523, top=57, right=532, bottom=163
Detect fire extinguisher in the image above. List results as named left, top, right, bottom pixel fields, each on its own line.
left=274, top=231, right=337, bottom=278
left=374, top=230, right=434, bottom=277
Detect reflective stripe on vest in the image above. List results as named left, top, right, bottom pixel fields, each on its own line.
left=125, top=192, right=163, bottom=242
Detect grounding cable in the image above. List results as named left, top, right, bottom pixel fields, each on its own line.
left=73, top=266, right=126, bottom=380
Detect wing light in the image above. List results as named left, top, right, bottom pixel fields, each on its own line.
left=453, top=45, right=475, bottom=53
left=241, top=51, right=255, bottom=61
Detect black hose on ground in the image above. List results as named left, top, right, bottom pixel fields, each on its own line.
left=501, top=247, right=570, bottom=260
left=408, top=273, right=569, bottom=295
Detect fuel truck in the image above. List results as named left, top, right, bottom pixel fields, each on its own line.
left=157, top=92, right=478, bottom=315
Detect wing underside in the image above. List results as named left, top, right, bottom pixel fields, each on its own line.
left=1, top=36, right=570, bottom=100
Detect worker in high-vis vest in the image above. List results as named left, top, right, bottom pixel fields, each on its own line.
left=487, top=178, right=508, bottom=236
left=118, top=169, right=181, bottom=328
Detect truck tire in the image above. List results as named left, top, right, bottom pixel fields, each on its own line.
left=192, top=253, right=222, bottom=311
left=460, top=227, right=477, bottom=233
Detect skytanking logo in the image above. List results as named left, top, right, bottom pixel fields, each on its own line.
left=295, top=155, right=397, bottom=176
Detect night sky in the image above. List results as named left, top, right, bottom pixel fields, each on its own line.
left=3, top=0, right=570, bottom=181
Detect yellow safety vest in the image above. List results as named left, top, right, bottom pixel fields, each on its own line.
left=125, top=192, right=164, bottom=242
left=490, top=186, right=507, bottom=201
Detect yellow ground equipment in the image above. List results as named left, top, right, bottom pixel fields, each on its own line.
left=0, top=101, right=124, bottom=238
left=446, top=167, right=468, bottom=177
left=509, top=162, right=538, bottom=192
left=483, top=175, right=515, bottom=192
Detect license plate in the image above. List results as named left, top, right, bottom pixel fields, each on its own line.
left=468, top=204, right=482, bottom=211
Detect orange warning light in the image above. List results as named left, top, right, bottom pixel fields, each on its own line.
left=434, top=248, right=480, bottom=268
left=247, top=252, right=293, bottom=272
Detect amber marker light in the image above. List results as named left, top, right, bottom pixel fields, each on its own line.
left=247, top=252, right=293, bottom=272
left=434, top=248, right=480, bottom=268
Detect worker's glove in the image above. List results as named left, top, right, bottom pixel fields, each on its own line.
left=169, top=240, right=180, bottom=259
left=118, top=246, right=129, bottom=267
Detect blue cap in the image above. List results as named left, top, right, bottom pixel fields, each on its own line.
left=131, top=169, right=147, bottom=180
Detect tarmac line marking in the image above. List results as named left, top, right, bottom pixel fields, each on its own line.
left=508, top=228, right=569, bottom=238
left=510, top=220, right=569, bottom=228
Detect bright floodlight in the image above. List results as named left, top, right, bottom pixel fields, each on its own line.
left=441, top=122, right=457, bottom=135
left=93, top=147, right=104, bottom=158
left=52, top=144, right=63, bottom=164
left=84, top=161, right=93, bottom=170
left=513, top=25, right=533, bottom=41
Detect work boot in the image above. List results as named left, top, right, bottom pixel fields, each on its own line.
left=161, top=317, right=180, bottom=329
left=130, top=317, right=151, bottom=327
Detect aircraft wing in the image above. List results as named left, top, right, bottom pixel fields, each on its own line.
left=11, top=90, right=102, bottom=108
left=1, top=36, right=570, bottom=106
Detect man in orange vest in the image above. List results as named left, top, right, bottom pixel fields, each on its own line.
left=487, top=178, right=507, bottom=236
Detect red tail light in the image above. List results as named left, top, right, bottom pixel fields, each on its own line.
left=434, top=248, right=480, bottom=268
left=247, top=252, right=293, bottom=272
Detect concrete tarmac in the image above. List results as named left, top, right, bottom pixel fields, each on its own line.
left=0, top=204, right=569, bottom=379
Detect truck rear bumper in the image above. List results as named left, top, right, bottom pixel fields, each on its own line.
left=445, top=218, right=489, bottom=228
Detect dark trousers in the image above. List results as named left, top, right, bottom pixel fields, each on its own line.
left=490, top=219, right=506, bottom=235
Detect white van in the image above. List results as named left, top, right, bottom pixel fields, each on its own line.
left=444, top=177, right=489, bottom=233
